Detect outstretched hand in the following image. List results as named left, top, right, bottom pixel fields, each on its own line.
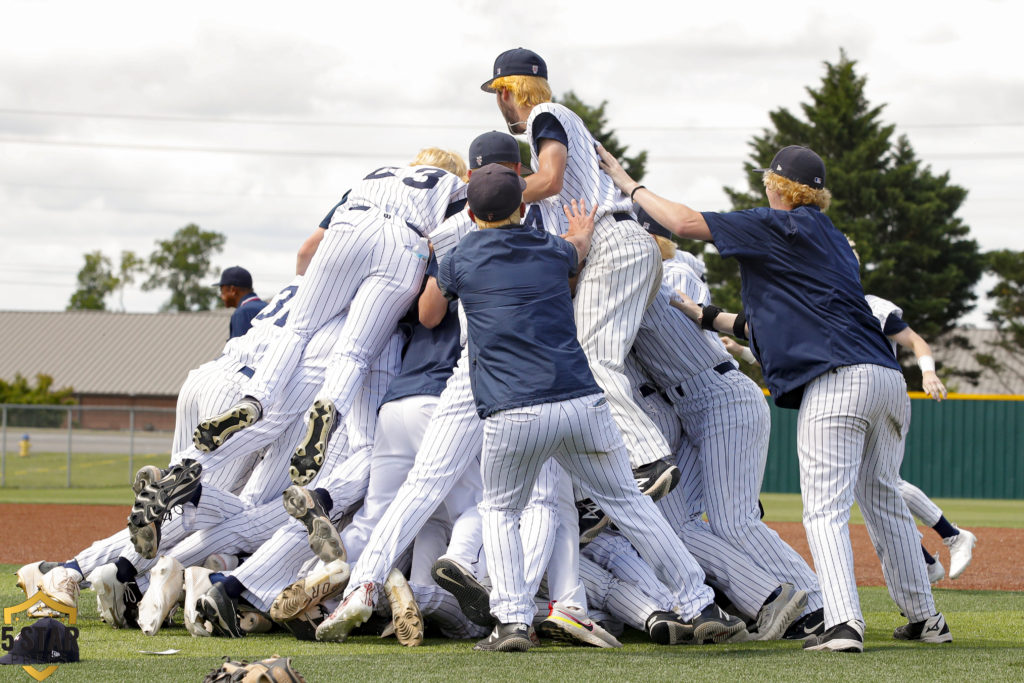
left=595, top=143, right=637, bottom=195
left=922, top=371, right=948, bottom=401
left=561, top=198, right=598, bottom=263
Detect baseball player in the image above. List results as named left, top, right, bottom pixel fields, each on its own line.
left=212, top=266, right=267, bottom=339
left=415, top=165, right=741, bottom=650
left=600, top=143, right=949, bottom=651
left=482, top=48, right=679, bottom=497
left=193, top=149, right=468, bottom=490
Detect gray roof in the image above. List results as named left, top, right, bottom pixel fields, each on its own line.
left=938, top=327, right=1024, bottom=396
left=0, top=310, right=231, bottom=396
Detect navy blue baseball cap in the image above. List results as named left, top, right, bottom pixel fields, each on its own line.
left=755, top=145, right=826, bottom=189
left=212, top=266, right=253, bottom=289
left=469, top=131, right=521, bottom=169
left=467, top=164, right=527, bottom=222
left=634, top=205, right=673, bottom=240
left=0, top=618, right=79, bottom=665
left=481, top=48, right=547, bottom=92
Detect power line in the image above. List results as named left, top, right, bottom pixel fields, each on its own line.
left=1, top=107, right=1022, bottom=131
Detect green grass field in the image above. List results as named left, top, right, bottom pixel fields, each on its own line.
left=1, top=450, right=169, bottom=492
left=0, top=569, right=1020, bottom=682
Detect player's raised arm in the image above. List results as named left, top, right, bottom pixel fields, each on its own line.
left=597, top=144, right=711, bottom=241
left=889, top=326, right=948, bottom=400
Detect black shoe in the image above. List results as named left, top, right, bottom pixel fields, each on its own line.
left=431, top=557, right=494, bottom=627
left=782, top=607, right=825, bottom=640
left=646, top=611, right=694, bottom=645
left=803, top=620, right=864, bottom=652
left=280, top=604, right=328, bottom=641
left=684, top=603, right=747, bottom=644
left=193, top=397, right=262, bottom=453
left=576, top=498, right=610, bottom=546
left=290, top=399, right=338, bottom=485
left=127, top=459, right=202, bottom=559
left=282, top=485, right=345, bottom=563
left=474, top=622, right=533, bottom=652
left=893, top=613, right=952, bottom=643
left=632, top=459, right=681, bottom=501
left=197, top=583, right=245, bottom=638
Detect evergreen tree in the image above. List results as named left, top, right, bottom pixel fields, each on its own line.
left=718, top=50, right=983, bottom=389
left=143, top=223, right=226, bottom=311
left=974, top=249, right=1024, bottom=387
left=556, top=91, right=647, bottom=181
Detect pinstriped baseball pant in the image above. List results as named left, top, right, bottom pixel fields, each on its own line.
left=798, top=364, right=935, bottom=628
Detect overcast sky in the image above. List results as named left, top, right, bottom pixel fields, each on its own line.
left=2, top=0, right=1019, bottom=325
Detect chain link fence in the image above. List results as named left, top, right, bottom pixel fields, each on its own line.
left=0, top=404, right=175, bottom=488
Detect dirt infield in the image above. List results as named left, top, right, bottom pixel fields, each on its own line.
left=1, top=503, right=1021, bottom=591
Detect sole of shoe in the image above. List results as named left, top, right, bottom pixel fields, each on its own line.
left=129, top=521, right=161, bottom=560
left=803, top=637, right=864, bottom=652
left=270, top=560, right=350, bottom=622
left=579, top=515, right=611, bottom=546
left=431, top=558, right=493, bottom=627
left=383, top=569, right=424, bottom=647
left=290, top=400, right=336, bottom=485
left=128, top=460, right=202, bottom=527
left=693, top=617, right=746, bottom=644
left=756, top=589, right=808, bottom=641
left=473, top=634, right=533, bottom=652
left=193, top=402, right=260, bottom=453
left=537, top=617, right=619, bottom=648
left=132, top=465, right=163, bottom=495
left=639, top=465, right=681, bottom=502
left=196, top=594, right=243, bottom=638
left=282, top=486, right=345, bottom=562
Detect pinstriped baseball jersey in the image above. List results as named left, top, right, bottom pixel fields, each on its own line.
left=525, top=103, right=632, bottom=236
left=338, top=165, right=467, bottom=238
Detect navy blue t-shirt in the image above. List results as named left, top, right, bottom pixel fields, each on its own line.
left=703, top=205, right=899, bottom=408
left=437, top=225, right=601, bottom=418
left=229, top=294, right=267, bottom=339
left=381, top=298, right=462, bottom=406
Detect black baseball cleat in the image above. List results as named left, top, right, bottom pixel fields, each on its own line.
left=893, top=613, right=952, bottom=643
left=431, top=557, right=494, bottom=627
left=193, top=397, right=262, bottom=453
left=127, top=459, right=202, bottom=559
left=474, top=622, right=533, bottom=652
left=646, top=610, right=694, bottom=645
left=282, top=485, right=345, bottom=563
left=803, top=620, right=864, bottom=652
left=290, top=399, right=338, bottom=486
left=196, top=582, right=245, bottom=638
left=632, top=459, right=681, bottom=501
left=782, top=607, right=825, bottom=640
left=685, top=603, right=747, bottom=644
left=576, top=498, right=610, bottom=546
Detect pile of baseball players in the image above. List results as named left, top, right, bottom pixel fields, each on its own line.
left=17, top=48, right=977, bottom=655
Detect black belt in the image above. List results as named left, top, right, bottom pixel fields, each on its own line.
left=238, top=365, right=255, bottom=379
left=613, top=212, right=632, bottom=222
left=666, top=361, right=735, bottom=400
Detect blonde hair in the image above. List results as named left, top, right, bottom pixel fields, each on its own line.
left=762, top=172, right=832, bottom=211
left=653, top=235, right=677, bottom=261
left=489, top=75, right=552, bottom=108
left=473, top=211, right=521, bottom=229
left=411, top=148, right=469, bottom=181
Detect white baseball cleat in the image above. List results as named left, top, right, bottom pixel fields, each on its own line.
left=944, top=527, right=977, bottom=579
left=138, top=556, right=184, bottom=636
left=183, top=566, right=215, bottom=637
left=383, top=568, right=423, bottom=647
left=927, top=553, right=945, bottom=584
left=315, top=582, right=375, bottom=642
left=17, top=561, right=61, bottom=617
left=38, top=566, right=82, bottom=613
left=538, top=602, right=622, bottom=648
left=87, top=564, right=143, bottom=629
left=270, top=559, right=350, bottom=622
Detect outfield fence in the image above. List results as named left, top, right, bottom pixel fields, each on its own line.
left=0, top=403, right=174, bottom=488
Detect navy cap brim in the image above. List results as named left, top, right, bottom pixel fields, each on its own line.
left=481, top=78, right=499, bottom=93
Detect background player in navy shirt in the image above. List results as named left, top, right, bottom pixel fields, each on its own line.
left=598, top=143, right=950, bottom=652
left=213, top=266, right=267, bottom=339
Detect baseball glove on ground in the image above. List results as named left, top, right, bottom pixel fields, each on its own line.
left=203, top=654, right=307, bottom=682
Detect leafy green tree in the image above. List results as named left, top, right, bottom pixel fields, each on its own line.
left=0, top=373, right=76, bottom=427
left=114, top=250, right=146, bottom=311
left=68, top=251, right=118, bottom=310
left=143, top=224, right=226, bottom=311
left=974, top=249, right=1024, bottom=387
left=718, top=50, right=984, bottom=389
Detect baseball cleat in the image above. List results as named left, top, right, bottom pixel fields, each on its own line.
left=128, top=459, right=203, bottom=528
left=280, top=604, right=329, bottom=641
left=17, top=561, right=61, bottom=617
left=383, top=568, right=424, bottom=647
left=270, top=559, right=350, bottom=622
left=430, top=557, right=493, bottom=627
left=87, top=564, right=142, bottom=629
left=132, top=465, right=163, bottom=494
left=183, top=566, right=215, bottom=637
left=37, top=566, right=82, bottom=613
left=576, top=498, right=610, bottom=546
left=474, top=622, right=534, bottom=652
left=646, top=610, right=694, bottom=645
left=130, top=521, right=161, bottom=561
left=193, top=397, right=262, bottom=453
left=754, top=583, right=808, bottom=641
left=137, top=556, right=184, bottom=636
left=282, top=485, right=345, bottom=563
left=538, top=602, right=622, bottom=648
left=632, top=459, right=681, bottom=501
left=803, top=620, right=864, bottom=652
left=316, top=582, right=376, bottom=643
left=927, top=552, right=945, bottom=584
left=893, top=612, right=952, bottom=644
left=290, top=399, right=338, bottom=485
left=685, top=603, right=747, bottom=644
left=782, top=607, right=825, bottom=640
left=945, top=527, right=977, bottom=579
left=196, top=582, right=245, bottom=638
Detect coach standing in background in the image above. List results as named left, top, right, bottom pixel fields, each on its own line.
left=214, top=266, right=266, bottom=338
left=597, top=143, right=949, bottom=653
